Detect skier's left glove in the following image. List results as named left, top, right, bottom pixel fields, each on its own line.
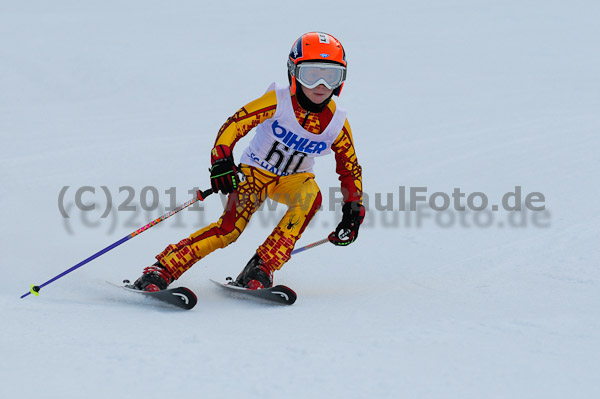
left=329, top=201, right=365, bottom=246
left=210, top=145, right=238, bottom=195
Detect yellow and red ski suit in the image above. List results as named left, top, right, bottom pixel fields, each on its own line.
left=156, top=88, right=362, bottom=279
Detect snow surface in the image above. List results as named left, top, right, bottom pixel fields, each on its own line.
left=2, top=1, right=599, bottom=398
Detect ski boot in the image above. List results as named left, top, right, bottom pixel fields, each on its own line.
left=131, top=262, right=173, bottom=292
left=235, top=253, right=273, bottom=290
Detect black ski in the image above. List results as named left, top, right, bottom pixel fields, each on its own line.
left=210, top=279, right=297, bottom=305
left=107, top=281, right=197, bottom=310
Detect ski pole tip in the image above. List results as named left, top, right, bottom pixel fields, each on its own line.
left=30, top=284, right=40, bottom=297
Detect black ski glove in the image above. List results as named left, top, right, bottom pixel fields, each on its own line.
left=210, top=145, right=238, bottom=195
left=329, top=201, right=365, bottom=246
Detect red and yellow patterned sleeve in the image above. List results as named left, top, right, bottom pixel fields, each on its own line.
left=214, top=90, right=278, bottom=149
left=331, top=120, right=363, bottom=203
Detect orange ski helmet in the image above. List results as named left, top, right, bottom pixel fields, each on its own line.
left=287, top=32, right=347, bottom=97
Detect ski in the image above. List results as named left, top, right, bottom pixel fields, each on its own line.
left=210, top=279, right=297, bottom=305
left=107, top=281, right=197, bottom=310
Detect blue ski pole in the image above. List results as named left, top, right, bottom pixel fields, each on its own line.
left=291, top=237, right=331, bottom=255
left=21, top=189, right=213, bottom=299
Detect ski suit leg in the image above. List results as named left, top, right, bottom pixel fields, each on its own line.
left=156, top=166, right=277, bottom=279
left=257, top=172, right=322, bottom=271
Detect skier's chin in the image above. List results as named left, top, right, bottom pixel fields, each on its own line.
left=312, top=95, right=328, bottom=104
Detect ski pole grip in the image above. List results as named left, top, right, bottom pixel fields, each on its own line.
left=197, top=188, right=213, bottom=201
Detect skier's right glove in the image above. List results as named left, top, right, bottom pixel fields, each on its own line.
left=210, top=144, right=238, bottom=195
left=329, top=201, right=365, bottom=246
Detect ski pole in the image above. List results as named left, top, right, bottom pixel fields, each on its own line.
left=21, top=188, right=213, bottom=299
left=291, top=237, right=331, bottom=256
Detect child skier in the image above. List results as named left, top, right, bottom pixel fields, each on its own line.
left=133, top=32, right=364, bottom=291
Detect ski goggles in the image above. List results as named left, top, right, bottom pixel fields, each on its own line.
left=294, top=62, right=347, bottom=90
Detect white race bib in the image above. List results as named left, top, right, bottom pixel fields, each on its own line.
left=240, top=83, right=346, bottom=176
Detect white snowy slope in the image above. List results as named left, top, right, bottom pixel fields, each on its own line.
left=1, top=1, right=599, bottom=398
